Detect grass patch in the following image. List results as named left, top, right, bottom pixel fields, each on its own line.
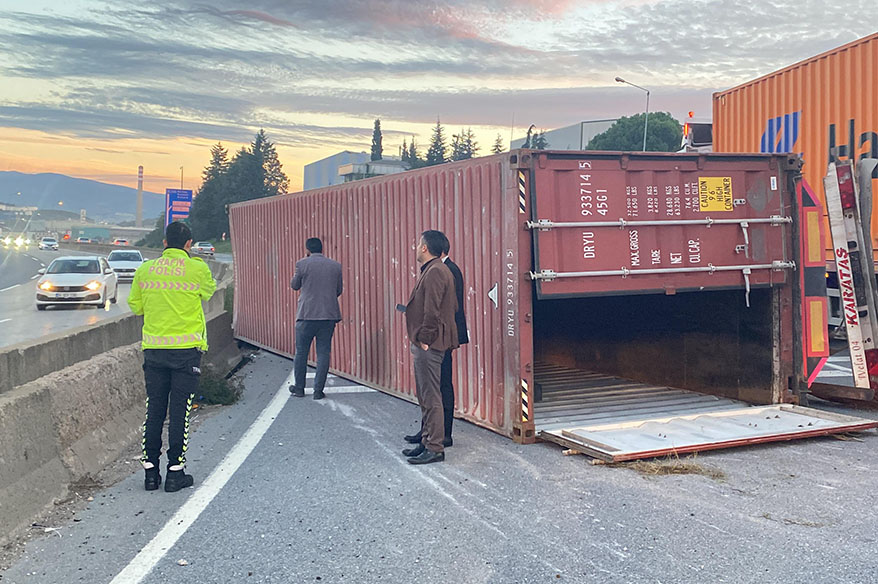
left=197, top=368, right=243, bottom=405
left=223, top=285, right=234, bottom=314
left=615, top=454, right=727, bottom=481
left=213, top=240, right=232, bottom=254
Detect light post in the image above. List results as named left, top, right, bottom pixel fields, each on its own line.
left=615, top=77, right=650, bottom=151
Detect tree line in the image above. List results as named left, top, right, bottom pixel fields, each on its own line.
left=138, top=129, right=289, bottom=245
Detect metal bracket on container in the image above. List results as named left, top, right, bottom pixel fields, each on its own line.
left=529, top=219, right=554, bottom=231
left=529, top=269, right=557, bottom=282
left=739, top=221, right=750, bottom=258
left=742, top=267, right=752, bottom=307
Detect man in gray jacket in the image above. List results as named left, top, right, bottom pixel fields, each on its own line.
left=289, top=237, right=343, bottom=400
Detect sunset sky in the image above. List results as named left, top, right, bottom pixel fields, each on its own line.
left=0, top=1, right=874, bottom=194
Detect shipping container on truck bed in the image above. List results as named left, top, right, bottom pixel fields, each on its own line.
left=713, top=32, right=878, bottom=329
left=229, top=150, right=878, bottom=461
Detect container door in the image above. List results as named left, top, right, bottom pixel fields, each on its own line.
left=528, top=152, right=795, bottom=299
left=535, top=363, right=878, bottom=462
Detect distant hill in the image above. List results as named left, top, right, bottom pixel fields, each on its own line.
left=0, top=171, right=166, bottom=223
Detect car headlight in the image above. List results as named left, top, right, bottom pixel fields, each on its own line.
left=85, top=281, right=102, bottom=291
left=25, top=239, right=31, bottom=245
left=2, top=237, right=10, bottom=245
left=39, top=281, right=54, bottom=291
left=14, top=237, right=23, bottom=246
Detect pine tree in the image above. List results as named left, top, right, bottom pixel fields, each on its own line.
left=426, top=119, right=447, bottom=166
left=202, top=143, right=229, bottom=183
left=401, top=139, right=409, bottom=164
left=371, top=118, right=383, bottom=161
left=533, top=131, right=549, bottom=150
left=491, top=134, right=504, bottom=154
left=463, top=128, right=479, bottom=159
left=408, top=136, right=425, bottom=169
left=450, top=129, right=465, bottom=161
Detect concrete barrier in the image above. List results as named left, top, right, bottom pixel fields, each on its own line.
left=0, top=276, right=241, bottom=546
left=0, top=270, right=233, bottom=395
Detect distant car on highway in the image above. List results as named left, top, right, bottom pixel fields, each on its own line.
left=35, top=256, right=118, bottom=311
left=3, top=235, right=31, bottom=249
left=112, top=238, right=130, bottom=246
left=191, top=241, right=215, bottom=257
left=39, top=237, right=59, bottom=251
left=75, top=236, right=91, bottom=244
left=106, top=249, right=144, bottom=283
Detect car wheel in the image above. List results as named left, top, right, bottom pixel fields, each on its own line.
left=37, top=304, right=47, bottom=311
left=111, top=285, right=118, bottom=304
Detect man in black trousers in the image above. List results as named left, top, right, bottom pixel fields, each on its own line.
left=289, top=237, right=343, bottom=400
left=405, top=233, right=468, bottom=447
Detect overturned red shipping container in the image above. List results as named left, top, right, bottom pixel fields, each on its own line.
left=230, top=150, right=836, bottom=450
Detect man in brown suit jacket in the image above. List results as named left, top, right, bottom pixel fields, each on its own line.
left=403, top=230, right=458, bottom=465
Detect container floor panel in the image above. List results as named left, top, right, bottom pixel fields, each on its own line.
left=533, top=362, right=745, bottom=432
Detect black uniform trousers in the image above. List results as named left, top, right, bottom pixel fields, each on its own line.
left=141, top=348, right=201, bottom=469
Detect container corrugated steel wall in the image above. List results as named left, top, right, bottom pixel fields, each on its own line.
left=713, top=33, right=878, bottom=251
left=231, top=150, right=807, bottom=440
left=229, top=155, right=518, bottom=437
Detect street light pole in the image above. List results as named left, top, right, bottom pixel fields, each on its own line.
left=615, top=77, right=650, bottom=151
left=180, top=166, right=184, bottom=189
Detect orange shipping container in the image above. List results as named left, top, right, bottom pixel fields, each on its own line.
left=713, top=32, right=878, bottom=255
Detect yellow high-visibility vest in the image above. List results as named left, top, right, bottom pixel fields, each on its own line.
left=128, top=247, right=217, bottom=351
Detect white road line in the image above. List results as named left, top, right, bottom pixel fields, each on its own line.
left=0, top=284, right=19, bottom=292
left=109, top=369, right=295, bottom=584
left=30, top=256, right=40, bottom=263
left=816, top=370, right=854, bottom=378
left=0, top=318, right=10, bottom=324
left=31, top=274, right=39, bottom=280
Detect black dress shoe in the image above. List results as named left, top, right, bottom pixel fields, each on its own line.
left=443, top=437, right=453, bottom=447
left=404, top=432, right=422, bottom=444
left=408, top=450, right=445, bottom=465
left=165, top=469, right=194, bottom=492
left=144, top=467, right=161, bottom=491
left=289, top=387, right=305, bottom=398
left=313, top=390, right=325, bottom=400
left=402, top=444, right=425, bottom=457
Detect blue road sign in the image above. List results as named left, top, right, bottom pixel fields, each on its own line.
left=165, top=189, right=193, bottom=227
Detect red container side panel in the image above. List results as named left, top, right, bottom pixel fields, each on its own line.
left=230, top=155, right=516, bottom=436
left=530, top=152, right=795, bottom=298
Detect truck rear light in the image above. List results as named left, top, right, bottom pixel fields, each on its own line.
left=837, top=163, right=857, bottom=209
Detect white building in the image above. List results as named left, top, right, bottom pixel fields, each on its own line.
left=304, top=151, right=370, bottom=190
left=338, top=158, right=408, bottom=183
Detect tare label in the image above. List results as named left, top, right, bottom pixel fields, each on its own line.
left=698, top=177, right=734, bottom=212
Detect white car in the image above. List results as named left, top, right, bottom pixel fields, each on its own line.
left=107, top=249, right=144, bottom=282
left=39, top=237, right=59, bottom=251
left=36, top=256, right=118, bottom=310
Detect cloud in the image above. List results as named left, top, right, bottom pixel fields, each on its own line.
left=0, top=0, right=876, bottom=156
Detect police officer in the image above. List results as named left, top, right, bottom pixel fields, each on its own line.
left=128, top=221, right=216, bottom=492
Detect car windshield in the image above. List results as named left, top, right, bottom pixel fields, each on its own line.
left=108, top=252, right=142, bottom=262
left=47, top=259, right=100, bottom=274
left=42, top=238, right=56, bottom=243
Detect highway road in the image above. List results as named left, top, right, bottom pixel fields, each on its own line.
left=0, top=247, right=133, bottom=349
left=3, top=353, right=878, bottom=584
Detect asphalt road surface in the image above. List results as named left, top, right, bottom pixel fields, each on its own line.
left=0, top=247, right=133, bottom=349
left=4, top=352, right=878, bottom=584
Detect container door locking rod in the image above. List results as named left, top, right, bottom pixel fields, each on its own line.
left=526, top=216, right=791, bottom=230
left=529, top=261, right=795, bottom=282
